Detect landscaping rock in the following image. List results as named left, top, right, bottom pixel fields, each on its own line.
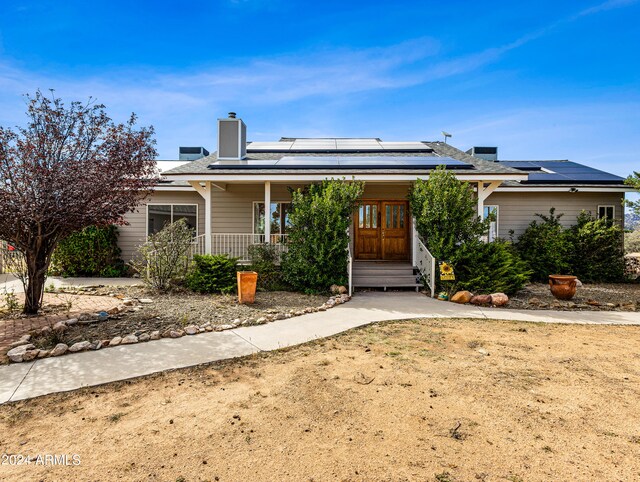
left=37, top=349, right=50, bottom=358
left=274, top=313, right=286, bottom=320
left=256, top=317, right=267, bottom=324
left=490, top=293, right=509, bottom=307
left=40, top=326, right=52, bottom=336
left=121, top=334, right=139, bottom=344
left=528, top=297, right=542, bottom=306
left=7, top=344, right=37, bottom=362
left=138, top=333, right=151, bottom=342
left=110, top=336, right=123, bottom=346
left=198, top=327, right=205, bottom=333
left=10, top=335, right=32, bottom=348
left=470, top=295, right=492, bottom=306
left=52, top=321, right=67, bottom=333
left=330, top=284, right=340, bottom=294
left=451, top=291, right=473, bottom=304
left=69, top=341, right=92, bottom=353
left=326, top=299, right=336, bottom=308
left=92, top=341, right=103, bottom=350
left=150, top=331, right=161, bottom=340
left=338, top=285, right=348, bottom=295
left=477, top=348, right=490, bottom=356
left=138, top=298, right=153, bottom=304
left=101, top=339, right=110, bottom=347
left=169, top=330, right=183, bottom=338
left=50, top=343, right=69, bottom=357
left=122, top=299, right=134, bottom=306
left=204, top=325, right=213, bottom=332
left=184, top=325, right=199, bottom=335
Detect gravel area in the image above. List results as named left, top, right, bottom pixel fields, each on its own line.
left=506, top=282, right=639, bottom=311
left=31, top=287, right=328, bottom=350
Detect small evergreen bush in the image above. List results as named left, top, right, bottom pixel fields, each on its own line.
left=282, top=179, right=364, bottom=293
left=185, top=254, right=238, bottom=294
left=569, top=212, right=625, bottom=282
left=132, top=219, right=194, bottom=291
left=514, top=208, right=572, bottom=281
left=451, top=239, right=531, bottom=295
left=50, top=225, right=125, bottom=277
left=247, top=244, right=287, bottom=291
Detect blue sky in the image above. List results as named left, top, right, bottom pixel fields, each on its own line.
left=0, top=1, right=638, bottom=193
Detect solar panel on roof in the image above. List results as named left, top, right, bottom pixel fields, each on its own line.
left=500, top=160, right=624, bottom=184
left=207, top=156, right=473, bottom=170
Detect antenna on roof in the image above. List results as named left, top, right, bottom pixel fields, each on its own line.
left=442, top=131, right=452, bottom=144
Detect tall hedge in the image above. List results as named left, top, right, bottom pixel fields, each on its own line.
left=282, top=179, right=364, bottom=293
left=50, top=225, right=125, bottom=277
left=515, top=208, right=625, bottom=282
left=409, top=166, right=489, bottom=260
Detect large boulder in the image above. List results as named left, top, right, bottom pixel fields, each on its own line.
left=490, top=293, right=509, bottom=307
left=7, top=344, right=38, bottom=363
left=451, top=291, right=473, bottom=304
left=50, top=343, right=69, bottom=357
left=68, top=341, right=92, bottom=352
left=470, top=295, right=492, bottom=306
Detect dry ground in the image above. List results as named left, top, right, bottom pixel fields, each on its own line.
left=1, top=318, right=640, bottom=481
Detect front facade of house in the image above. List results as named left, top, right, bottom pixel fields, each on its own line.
left=118, top=114, right=628, bottom=290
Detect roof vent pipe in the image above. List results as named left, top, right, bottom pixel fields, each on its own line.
left=228, top=112, right=236, bottom=119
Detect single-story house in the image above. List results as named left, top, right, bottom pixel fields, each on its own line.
left=118, top=113, right=630, bottom=293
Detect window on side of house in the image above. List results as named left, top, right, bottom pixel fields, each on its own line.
left=253, top=202, right=291, bottom=239
left=483, top=205, right=499, bottom=242
left=598, top=205, right=615, bottom=221
left=147, top=204, right=198, bottom=236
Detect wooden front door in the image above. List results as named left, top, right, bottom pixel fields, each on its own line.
left=355, top=201, right=409, bottom=260
left=381, top=201, right=409, bottom=260
left=355, top=201, right=380, bottom=259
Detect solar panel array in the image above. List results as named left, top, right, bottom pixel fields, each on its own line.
left=500, top=161, right=624, bottom=184
left=207, top=156, right=473, bottom=170
left=246, top=138, right=433, bottom=153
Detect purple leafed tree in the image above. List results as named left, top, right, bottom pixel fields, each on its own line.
left=0, top=90, right=158, bottom=314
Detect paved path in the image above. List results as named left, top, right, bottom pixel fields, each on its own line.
left=0, top=274, right=141, bottom=294
left=0, top=292, right=638, bottom=404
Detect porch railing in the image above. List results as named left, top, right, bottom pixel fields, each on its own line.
left=347, top=244, right=353, bottom=297
left=189, top=234, right=207, bottom=258
left=211, top=233, right=288, bottom=263
left=415, top=235, right=436, bottom=298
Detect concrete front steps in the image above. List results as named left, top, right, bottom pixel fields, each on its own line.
left=352, top=261, right=422, bottom=291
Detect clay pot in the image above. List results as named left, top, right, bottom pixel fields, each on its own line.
left=237, top=271, right=258, bottom=304
left=548, top=275, right=577, bottom=300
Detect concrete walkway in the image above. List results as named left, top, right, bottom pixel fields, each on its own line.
left=0, top=291, right=638, bottom=404
left=0, top=274, right=141, bottom=294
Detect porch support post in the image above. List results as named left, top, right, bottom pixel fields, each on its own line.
left=476, top=181, right=502, bottom=219
left=264, top=181, right=271, bottom=243
left=189, top=181, right=212, bottom=254
left=204, top=181, right=212, bottom=254
left=411, top=217, right=418, bottom=267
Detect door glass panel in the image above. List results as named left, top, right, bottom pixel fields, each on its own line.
left=372, top=204, right=378, bottom=228
left=400, top=205, right=405, bottom=228
left=392, top=206, right=398, bottom=228
left=358, top=206, right=364, bottom=228
left=365, top=205, right=371, bottom=228
left=386, top=205, right=391, bottom=228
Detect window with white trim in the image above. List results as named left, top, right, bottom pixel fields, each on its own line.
left=483, top=205, right=499, bottom=242
left=253, top=202, right=291, bottom=236
left=147, top=204, right=198, bottom=236
left=597, top=205, right=615, bottom=221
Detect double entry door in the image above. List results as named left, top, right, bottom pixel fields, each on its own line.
left=355, top=201, right=409, bottom=260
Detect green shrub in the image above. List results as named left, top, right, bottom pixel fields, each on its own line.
left=410, top=166, right=490, bottom=260
left=569, top=212, right=625, bottom=282
left=131, top=219, right=194, bottom=291
left=514, top=208, right=572, bottom=281
left=248, top=244, right=287, bottom=291
left=50, top=225, right=125, bottom=277
left=282, top=179, right=364, bottom=293
left=451, top=239, right=531, bottom=295
left=625, top=230, right=640, bottom=254
left=185, top=254, right=238, bottom=294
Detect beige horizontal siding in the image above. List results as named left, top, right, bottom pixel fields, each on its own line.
left=485, top=191, right=624, bottom=239
left=118, top=191, right=205, bottom=262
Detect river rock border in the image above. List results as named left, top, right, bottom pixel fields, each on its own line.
left=6, top=293, right=352, bottom=363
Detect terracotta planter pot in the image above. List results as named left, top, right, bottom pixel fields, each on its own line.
left=548, top=274, right=578, bottom=300
left=237, top=271, right=258, bottom=304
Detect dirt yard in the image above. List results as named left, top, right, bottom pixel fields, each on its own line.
left=1, top=318, right=640, bottom=481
